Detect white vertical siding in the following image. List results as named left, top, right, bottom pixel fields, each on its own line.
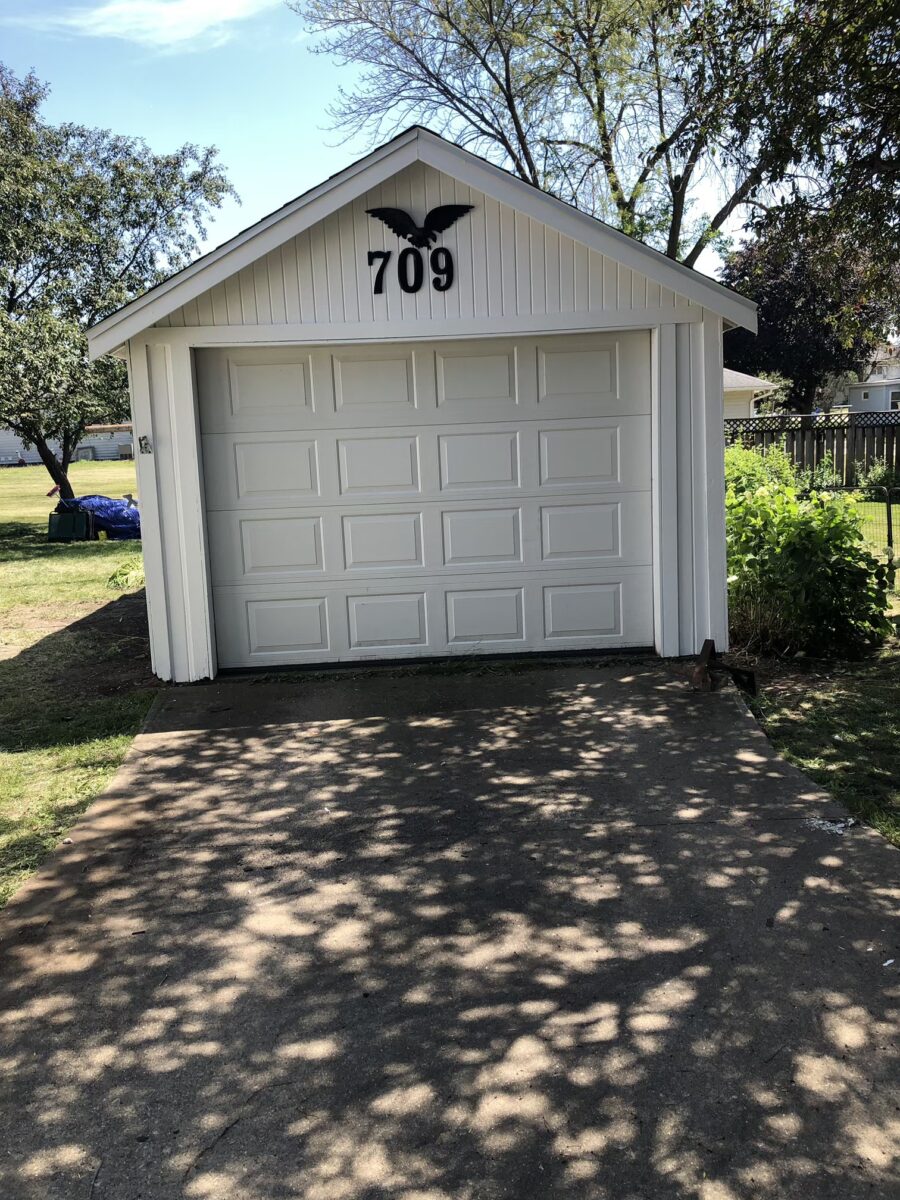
left=156, top=164, right=697, bottom=330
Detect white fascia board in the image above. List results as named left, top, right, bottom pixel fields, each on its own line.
left=417, top=131, right=757, bottom=333
left=88, top=131, right=421, bottom=359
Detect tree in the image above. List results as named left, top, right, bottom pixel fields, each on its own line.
left=294, top=0, right=899, bottom=266
left=721, top=212, right=900, bottom=411
left=0, top=66, right=236, bottom=497
left=0, top=312, right=127, bottom=494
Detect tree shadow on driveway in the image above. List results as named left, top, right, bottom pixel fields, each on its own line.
left=0, top=661, right=897, bottom=1199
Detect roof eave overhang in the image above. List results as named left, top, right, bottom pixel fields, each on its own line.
left=87, top=127, right=756, bottom=360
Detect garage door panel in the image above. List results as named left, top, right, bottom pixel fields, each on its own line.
left=446, top=587, right=525, bottom=644
left=197, top=348, right=319, bottom=433
left=200, top=333, right=654, bottom=666
left=337, top=435, right=421, bottom=496
left=204, top=418, right=648, bottom=511
left=539, top=492, right=651, bottom=564
left=435, top=341, right=522, bottom=414
left=332, top=349, right=417, bottom=413
left=342, top=512, right=423, bottom=571
left=207, top=511, right=325, bottom=584
left=441, top=507, right=522, bottom=566
left=202, top=433, right=322, bottom=510
left=538, top=417, right=649, bottom=490
left=197, top=334, right=650, bottom=435
left=347, top=592, right=427, bottom=648
left=438, top=430, right=520, bottom=491
left=210, top=567, right=652, bottom=666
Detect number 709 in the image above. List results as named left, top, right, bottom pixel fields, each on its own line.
left=367, top=248, right=454, bottom=294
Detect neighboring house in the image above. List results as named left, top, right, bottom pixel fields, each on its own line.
left=86, top=127, right=756, bottom=683
left=845, top=341, right=900, bottom=412
left=0, top=424, right=133, bottom=467
left=723, top=369, right=778, bottom=418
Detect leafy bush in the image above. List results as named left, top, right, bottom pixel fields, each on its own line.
left=857, top=458, right=900, bottom=492
left=107, top=555, right=145, bottom=591
left=725, top=441, right=797, bottom=493
left=725, top=444, right=891, bottom=656
left=798, top=451, right=841, bottom=490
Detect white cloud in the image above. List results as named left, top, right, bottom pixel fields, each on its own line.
left=10, top=0, right=284, bottom=48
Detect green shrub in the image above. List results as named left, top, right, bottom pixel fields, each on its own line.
left=725, top=444, right=891, bottom=656
left=798, top=451, right=841, bottom=490
left=857, top=458, right=900, bottom=493
left=725, top=441, right=797, bottom=494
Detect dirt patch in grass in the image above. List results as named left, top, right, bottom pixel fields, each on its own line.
left=727, top=640, right=900, bottom=846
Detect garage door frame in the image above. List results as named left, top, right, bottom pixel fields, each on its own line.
left=125, top=314, right=726, bottom=680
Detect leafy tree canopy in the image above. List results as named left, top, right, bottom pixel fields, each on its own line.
left=0, top=66, right=236, bottom=496
left=295, top=0, right=899, bottom=267
left=721, top=208, right=900, bottom=411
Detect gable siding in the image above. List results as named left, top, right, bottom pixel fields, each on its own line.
left=156, top=163, right=695, bottom=330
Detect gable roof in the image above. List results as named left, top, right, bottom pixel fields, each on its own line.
left=87, top=127, right=756, bottom=359
left=723, top=368, right=777, bottom=393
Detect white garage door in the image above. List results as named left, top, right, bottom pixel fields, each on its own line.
left=197, top=333, right=653, bottom=668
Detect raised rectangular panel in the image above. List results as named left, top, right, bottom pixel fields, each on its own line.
left=343, top=512, right=422, bottom=569
left=234, top=439, right=318, bottom=499
left=228, top=360, right=310, bottom=416
left=348, top=593, right=426, bottom=647
left=240, top=516, right=322, bottom=576
left=437, top=350, right=515, bottom=405
left=333, top=354, right=414, bottom=410
left=338, top=436, right=420, bottom=494
left=539, top=347, right=614, bottom=402
left=539, top=426, right=618, bottom=486
left=447, top=588, right=524, bottom=643
left=439, top=431, right=519, bottom=490
left=543, top=583, right=621, bottom=638
left=442, top=508, right=521, bottom=565
left=247, top=597, right=328, bottom=653
left=541, top=503, right=620, bottom=561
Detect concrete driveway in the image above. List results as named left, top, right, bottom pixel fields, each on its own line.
left=1, top=661, right=897, bottom=1199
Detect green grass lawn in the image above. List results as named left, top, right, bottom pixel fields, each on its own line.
left=743, top=644, right=900, bottom=847
left=0, top=462, right=157, bottom=908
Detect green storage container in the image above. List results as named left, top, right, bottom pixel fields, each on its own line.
left=48, top=511, right=94, bottom=542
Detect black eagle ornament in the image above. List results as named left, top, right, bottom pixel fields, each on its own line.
left=366, top=204, right=474, bottom=248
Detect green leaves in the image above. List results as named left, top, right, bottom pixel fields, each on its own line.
left=722, top=207, right=899, bottom=409
left=725, top=444, right=892, bottom=656
left=0, top=309, right=128, bottom=452
left=0, top=64, right=235, bottom=494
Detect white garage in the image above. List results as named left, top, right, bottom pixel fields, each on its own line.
left=88, top=128, right=756, bottom=682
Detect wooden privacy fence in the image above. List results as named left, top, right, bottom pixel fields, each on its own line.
left=723, top=412, right=900, bottom=484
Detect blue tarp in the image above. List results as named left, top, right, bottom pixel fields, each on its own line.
left=57, top=495, right=141, bottom=540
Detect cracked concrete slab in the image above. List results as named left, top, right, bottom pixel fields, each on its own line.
left=1, top=659, right=897, bottom=1199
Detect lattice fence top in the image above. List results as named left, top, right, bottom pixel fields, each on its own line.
left=724, top=412, right=900, bottom=434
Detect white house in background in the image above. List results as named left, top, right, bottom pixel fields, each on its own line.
left=845, top=342, right=900, bottom=412
left=86, top=127, right=756, bottom=683
left=0, top=424, right=133, bottom=466
left=723, top=368, right=778, bottom=418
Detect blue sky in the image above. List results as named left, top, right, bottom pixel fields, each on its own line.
left=2, top=0, right=730, bottom=271
left=1, top=0, right=369, bottom=250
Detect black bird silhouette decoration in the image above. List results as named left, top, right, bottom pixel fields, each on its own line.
left=366, top=204, right=474, bottom=248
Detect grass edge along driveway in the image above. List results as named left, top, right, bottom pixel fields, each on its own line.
left=0, top=461, right=157, bottom=908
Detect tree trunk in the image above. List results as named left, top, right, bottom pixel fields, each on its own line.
left=32, top=436, right=75, bottom=499
left=790, top=379, right=819, bottom=414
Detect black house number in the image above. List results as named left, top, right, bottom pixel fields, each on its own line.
left=364, top=203, right=474, bottom=295
left=367, top=247, right=454, bottom=295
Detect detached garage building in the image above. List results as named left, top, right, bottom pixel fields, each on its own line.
left=88, top=128, right=756, bottom=682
